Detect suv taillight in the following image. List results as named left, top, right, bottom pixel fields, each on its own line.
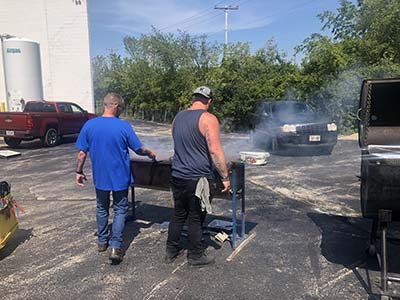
left=26, top=115, right=33, bottom=130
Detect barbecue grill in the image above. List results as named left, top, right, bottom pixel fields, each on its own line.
left=130, top=157, right=246, bottom=248
left=358, top=78, right=400, bottom=298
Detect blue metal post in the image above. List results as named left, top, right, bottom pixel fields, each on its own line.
left=241, top=164, right=245, bottom=239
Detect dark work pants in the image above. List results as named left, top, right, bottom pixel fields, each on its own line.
left=166, top=177, right=205, bottom=258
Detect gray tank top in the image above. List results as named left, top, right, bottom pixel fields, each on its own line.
left=171, top=109, right=213, bottom=179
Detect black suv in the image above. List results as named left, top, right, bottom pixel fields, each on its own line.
left=250, top=100, right=338, bottom=154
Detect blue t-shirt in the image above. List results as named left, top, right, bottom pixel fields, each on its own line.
left=75, top=116, right=143, bottom=191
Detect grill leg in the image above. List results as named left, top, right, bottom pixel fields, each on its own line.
left=381, top=222, right=388, bottom=293
left=378, top=209, right=392, bottom=295
left=126, top=185, right=136, bottom=222
left=241, top=187, right=245, bottom=239
left=131, top=185, right=136, bottom=219
left=371, top=219, right=378, bottom=245
left=368, top=219, right=378, bottom=256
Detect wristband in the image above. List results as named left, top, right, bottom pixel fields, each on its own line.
left=76, top=171, right=84, bottom=175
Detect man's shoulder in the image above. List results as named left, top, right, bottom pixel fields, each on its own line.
left=175, top=109, right=188, bottom=116
left=200, top=111, right=218, bottom=123
left=92, top=116, right=129, bottom=125
left=119, top=118, right=133, bottom=129
left=84, top=116, right=107, bottom=129
left=84, top=117, right=130, bottom=131
left=86, top=116, right=101, bottom=124
left=202, top=111, right=216, bottom=117
left=80, top=117, right=96, bottom=130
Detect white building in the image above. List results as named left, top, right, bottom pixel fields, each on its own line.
left=0, top=0, right=94, bottom=112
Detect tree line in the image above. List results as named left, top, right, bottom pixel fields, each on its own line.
left=92, top=0, right=400, bottom=133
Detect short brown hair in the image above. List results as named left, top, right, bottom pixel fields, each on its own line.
left=192, top=94, right=211, bottom=105
left=103, top=92, right=125, bottom=109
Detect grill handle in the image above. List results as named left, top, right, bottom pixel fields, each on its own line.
left=357, top=108, right=362, bottom=121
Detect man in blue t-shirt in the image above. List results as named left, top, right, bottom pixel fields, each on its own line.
left=75, top=92, right=156, bottom=263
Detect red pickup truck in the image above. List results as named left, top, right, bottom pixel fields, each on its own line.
left=0, top=101, right=96, bottom=147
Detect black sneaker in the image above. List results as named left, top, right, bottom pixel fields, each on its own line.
left=188, top=253, right=215, bottom=266
left=164, top=249, right=185, bottom=264
left=109, top=248, right=123, bottom=264
left=98, top=243, right=108, bottom=252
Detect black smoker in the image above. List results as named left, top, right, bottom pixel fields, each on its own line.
left=359, top=78, right=400, bottom=297
left=130, top=158, right=246, bottom=248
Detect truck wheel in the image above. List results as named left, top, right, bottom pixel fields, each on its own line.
left=42, top=128, right=59, bottom=147
left=4, top=137, right=22, bottom=148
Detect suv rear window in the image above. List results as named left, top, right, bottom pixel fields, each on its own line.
left=25, top=102, right=56, bottom=113
left=369, top=82, right=400, bottom=126
left=272, top=102, right=314, bottom=114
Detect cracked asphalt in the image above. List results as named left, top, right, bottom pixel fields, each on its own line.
left=0, top=121, right=398, bottom=300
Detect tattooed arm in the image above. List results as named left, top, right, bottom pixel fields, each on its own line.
left=199, top=112, right=231, bottom=192
left=75, top=150, right=88, bottom=187
left=135, top=147, right=156, bottom=160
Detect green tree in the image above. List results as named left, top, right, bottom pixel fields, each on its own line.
left=298, top=0, right=400, bottom=132
left=92, top=1, right=398, bottom=133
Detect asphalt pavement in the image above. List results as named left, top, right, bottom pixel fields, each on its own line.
left=0, top=121, right=398, bottom=300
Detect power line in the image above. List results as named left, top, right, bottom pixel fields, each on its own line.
left=178, top=12, right=224, bottom=33
left=159, top=0, right=226, bottom=32
left=159, top=0, right=319, bottom=44
left=159, top=0, right=249, bottom=36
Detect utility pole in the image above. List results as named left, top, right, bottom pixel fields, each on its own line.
left=214, top=5, right=239, bottom=46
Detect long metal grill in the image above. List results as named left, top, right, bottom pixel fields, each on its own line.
left=131, top=158, right=245, bottom=200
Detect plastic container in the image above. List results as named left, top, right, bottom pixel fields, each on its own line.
left=239, top=151, right=270, bottom=165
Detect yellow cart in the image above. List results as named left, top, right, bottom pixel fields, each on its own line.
left=0, top=184, right=19, bottom=250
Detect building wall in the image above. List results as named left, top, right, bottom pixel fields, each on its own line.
left=0, top=0, right=94, bottom=112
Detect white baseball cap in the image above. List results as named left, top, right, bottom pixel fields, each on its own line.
left=192, top=86, right=213, bottom=99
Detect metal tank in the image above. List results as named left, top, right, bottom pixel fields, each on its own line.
left=1, top=37, right=44, bottom=111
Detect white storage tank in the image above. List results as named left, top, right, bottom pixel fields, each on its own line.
left=1, top=37, right=44, bottom=111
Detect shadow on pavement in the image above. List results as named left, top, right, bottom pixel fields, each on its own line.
left=309, top=212, right=400, bottom=298
left=122, top=203, right=257, bottom=256
left=0, top=135, right=77, bottom=150
left=0, top=228, right=33, bottom=261
left=308, top=212, right=371, bottom=267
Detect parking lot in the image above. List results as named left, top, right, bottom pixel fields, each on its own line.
left=0, top=120, right=396, bottom=300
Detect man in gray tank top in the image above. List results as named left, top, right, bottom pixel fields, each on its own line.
left=165, top=86, right=231, bottom=266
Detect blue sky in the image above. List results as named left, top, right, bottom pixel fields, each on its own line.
left=88, top=0, right=343, bottom=62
